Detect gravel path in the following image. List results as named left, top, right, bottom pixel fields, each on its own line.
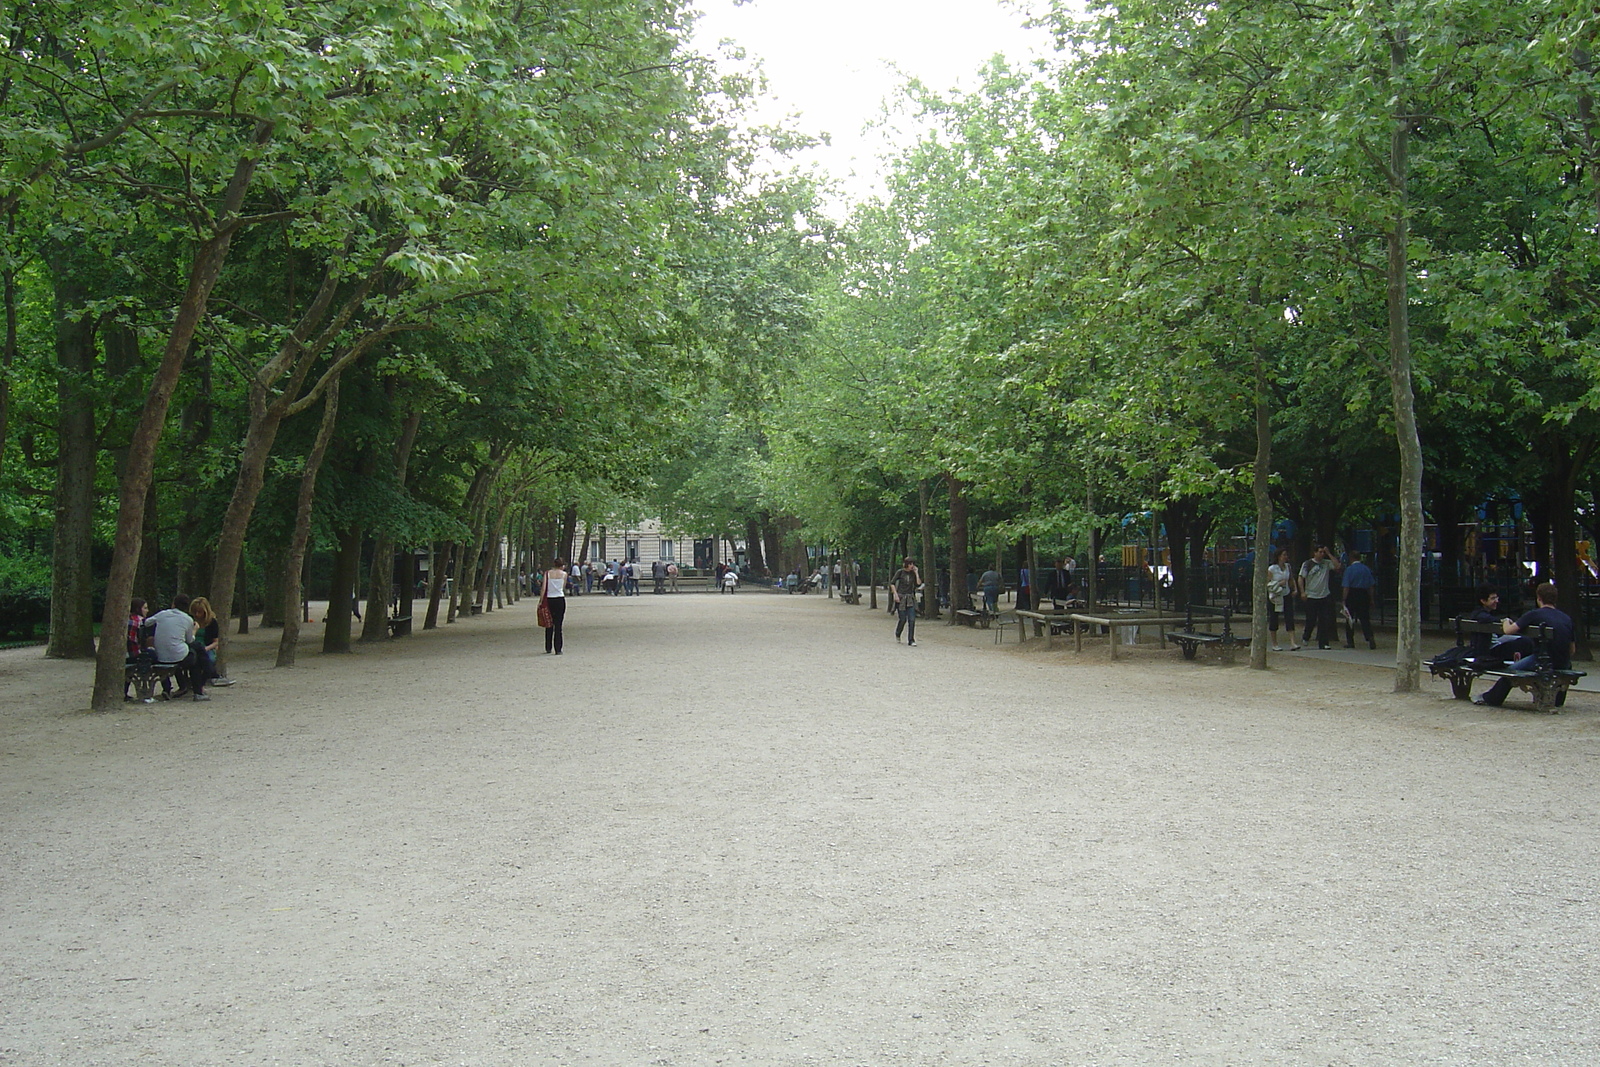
left=2, top=591, right=1598, bottom=1066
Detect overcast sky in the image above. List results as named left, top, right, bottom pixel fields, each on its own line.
left=690, top=0, right=1055, bottom=206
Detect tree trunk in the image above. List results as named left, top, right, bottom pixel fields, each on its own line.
left=1250, top=345, right=1273, bottom=669
left=0, top=210, right=17, bottom=478
left=322, top=526, right=361, bottom=653
left=424, top=541, right=454, bottom=630
left=744, top=515, right=767, bottom=577
left=234, top=548, right=249, bottom=636
left=558, top=504, right=578, bottom=570
left=481, top=497, right=511, bottom=613
left=918, top=478, right=939, bottom=618
left=1387, top=23, right=1425, bottom=692
left=47, top=260, right=97, bottom=658
left=1550, top=437, right=1594, bottom=660
left=359, top=409, right=422, bottom=639
left=276, top=381, right=341, bottom=668
left=761, top=512, right=782, bottom=581
left=945, top=473, right=972, bottom=617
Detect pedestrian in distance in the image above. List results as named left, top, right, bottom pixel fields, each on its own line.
left=892, top=557, right=921, bottom=646
left=541, top=557, right=568, bottom=655
left=1341, top=551, right=1377, bottom=649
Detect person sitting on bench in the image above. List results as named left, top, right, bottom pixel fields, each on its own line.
left=1475, top=582, right=1572, bottom=706
left=148, top=593, right=210, bottom=702
left=1467, top=583, right=1514, bottom=662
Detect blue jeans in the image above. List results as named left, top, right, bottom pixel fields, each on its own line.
left=895, top=605, right=916, bottom=643
left=1478, top=653, right=1542, bottom=706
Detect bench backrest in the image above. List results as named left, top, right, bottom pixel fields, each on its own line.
left=1182, top=603, right=1234, bottom=637
left=1451, top=616, right=1562, bottom=670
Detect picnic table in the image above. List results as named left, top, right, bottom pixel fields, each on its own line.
left=1066, top=611, right=1194, bottom=659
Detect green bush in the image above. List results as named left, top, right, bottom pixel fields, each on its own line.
left=0, top=546, right=51, bottom=641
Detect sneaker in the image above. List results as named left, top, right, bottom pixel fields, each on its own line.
left=1289, top=644, right=1301, bottom=651
left=173, top=686, right=190, bottom=699
left=192, top=693, right=210, bottom=702
left=1318, top=645, right=1330, bottom=650
left=212, top=677, right=236, bottom=687
left=907, top=641, right=917, bottom=646
left=1271, top=645, right=1283, bottom=652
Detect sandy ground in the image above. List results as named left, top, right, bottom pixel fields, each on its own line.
left=2, top=590, right=1598, bottom=1066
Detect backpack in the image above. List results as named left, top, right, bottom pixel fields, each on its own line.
left=1430, top=645, right=1472, bottom=669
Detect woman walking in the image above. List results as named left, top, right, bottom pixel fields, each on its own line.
left=542, top=557, right=568, bottom=655
left=892, top=557, right=921, bottom=646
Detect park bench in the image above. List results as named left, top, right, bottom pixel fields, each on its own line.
left=1429, top=619, right=1584, bottom=711
left=1426, top=618, right=1501, bottom=700
left=1163, top=605, right=1250, bottom=662
left=954, top=608, right=994, bottom=628
left=839, top=589, right=861, bottom=605
left=387, top=614, right=413, bottom=638
left=124, top=655, right=187, bottom=703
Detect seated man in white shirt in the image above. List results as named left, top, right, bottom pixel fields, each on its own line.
left=146, top=594, right=209, bottom=701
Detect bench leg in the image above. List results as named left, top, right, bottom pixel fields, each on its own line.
left=1181, top=643, right=1197, bottom=661
left=1109, top=625, right=1120, bottom=661
left=1449, top=675, right=1472, bottom=701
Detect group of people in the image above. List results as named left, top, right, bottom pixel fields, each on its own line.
left=587, top=558, right=684, bottom=596
left=124, top=593, right=230, bottom=702
left=1265, top=546, right=1379, bottom=652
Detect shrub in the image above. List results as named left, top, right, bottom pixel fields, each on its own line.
left=0, top=546, right=51, bottom=641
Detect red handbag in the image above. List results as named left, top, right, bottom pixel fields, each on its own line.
left=537, top=599, right=552, bottom=628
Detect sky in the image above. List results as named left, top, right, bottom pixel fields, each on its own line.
left=689, top=0, right=1057, bottom=206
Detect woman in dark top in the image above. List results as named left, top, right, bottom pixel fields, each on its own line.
left=186, top=596, right=221, bottom=695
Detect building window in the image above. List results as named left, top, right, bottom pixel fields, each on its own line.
left=626, top=539, right=640, bottom=563
left=659, top=538, right=675, bottom=561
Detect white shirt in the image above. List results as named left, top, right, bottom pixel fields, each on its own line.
left=545, top=571, right=566, bottom=598
left=1267, top=563, right=1292, bottom=607
left=148, top=608, right=194, bottom=662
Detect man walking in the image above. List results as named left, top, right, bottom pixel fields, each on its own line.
left=1298, top=545, right=1343, bottom=650
left=1341, top=551, right=1377, bottom=649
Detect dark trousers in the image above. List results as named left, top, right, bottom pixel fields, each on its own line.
left=544, top=597, right=566, bottom=653
left=1302, top=596, right=1336, bottom=648
left=1344, top=588, right=1374, bottom=646
left=1269, top=597, right=1296, bottom=636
